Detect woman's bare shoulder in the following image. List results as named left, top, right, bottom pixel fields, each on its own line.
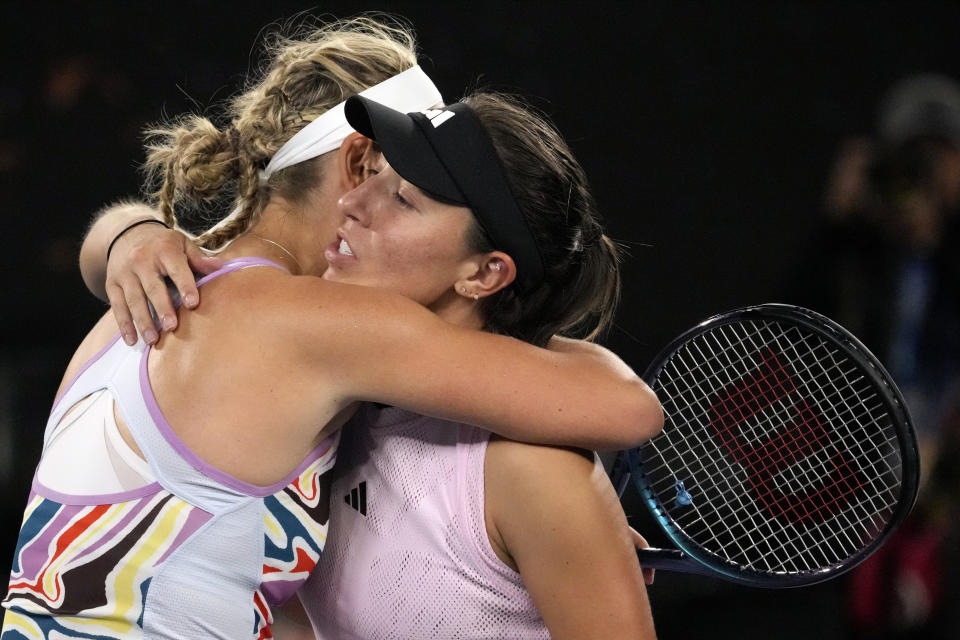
left=483, top=437, right=605, bottom=544
left=485, top=436, right=597, bottom=478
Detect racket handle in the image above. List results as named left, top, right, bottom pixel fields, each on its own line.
left=636, top=547, right=716, bottom=577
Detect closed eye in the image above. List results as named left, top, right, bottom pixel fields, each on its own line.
left=394, top=191, right=415, bottom=210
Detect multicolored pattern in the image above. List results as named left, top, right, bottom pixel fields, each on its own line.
left=2, top=259, right=346, bottom=638
left=252, top=590, right=273, bottom=640
left=2, top=490, right=211, bottom=639
left=255, top=450, right=335, bottom=639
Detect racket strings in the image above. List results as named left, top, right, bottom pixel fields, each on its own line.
left=766, top=330, right=904, bottom=526
left=672, top=324, right=896, bottom=540
left=668, top=344, right=884, bottom=540
left=640, top=319, right=905, bottom=576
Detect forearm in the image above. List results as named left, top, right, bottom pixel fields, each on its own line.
left=508, top=349, right=662, bottom=450
left=363, top=333, right=660, bottom=450
left=302, top=281, right=663, bottom=451
left=79, top=200, right=161, bottom=300
left=543, top=335, right=664, bottom=449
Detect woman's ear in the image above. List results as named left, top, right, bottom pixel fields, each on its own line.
left=454, top=252, right=517, bottom=300
left=336, top=132, right=382, bottom=189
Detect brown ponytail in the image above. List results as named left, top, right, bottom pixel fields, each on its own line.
left=462, top=92, right=623, bottom=347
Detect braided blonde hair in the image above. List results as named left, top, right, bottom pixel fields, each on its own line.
left=144, top=16, right=418, bottom=249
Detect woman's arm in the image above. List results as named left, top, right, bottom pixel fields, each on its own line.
left=81, top=216, right=662, bottom=450
left=280, top=277, right=662, bottom=450
left=79, top=200, right=221, bottom=345
left=484, top=437, right=658, bottom=639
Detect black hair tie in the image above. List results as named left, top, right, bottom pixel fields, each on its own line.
left=106, top=219, right=171, bottom=262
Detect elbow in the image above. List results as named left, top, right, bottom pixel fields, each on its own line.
left=630, top=379, right=664, bottom=444
left=607, top=379, right=663, bottom=450
left=79, top=245, right=108, bottom=302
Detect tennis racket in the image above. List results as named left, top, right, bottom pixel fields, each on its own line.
left=611, top=303, right=920, bottom=587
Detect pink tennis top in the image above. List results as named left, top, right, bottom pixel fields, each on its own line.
left=300, top=403, right=550, bottom=639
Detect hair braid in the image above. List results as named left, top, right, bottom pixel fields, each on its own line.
left=145, top=114, right=238, bottom=232
left=142, top=14, right=419, bottom=250
left=157, top=160, right=179, bottom=229
left=192, top=148, right=264, bottom=249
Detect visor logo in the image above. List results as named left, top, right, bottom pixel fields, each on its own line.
left=422, top=108, right=456, bottom=128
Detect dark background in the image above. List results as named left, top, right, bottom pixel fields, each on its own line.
left=2, top=2, right=959, bottom=638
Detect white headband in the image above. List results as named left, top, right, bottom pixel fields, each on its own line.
left=262, top=65, right=442, bottom=179
left=204, top=65, right=442, bottom=240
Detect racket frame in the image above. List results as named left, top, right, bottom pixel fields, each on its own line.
left=618, top=303, right=920, bottom=588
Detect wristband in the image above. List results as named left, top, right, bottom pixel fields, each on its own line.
left=106, top=219, right=170, bottom=262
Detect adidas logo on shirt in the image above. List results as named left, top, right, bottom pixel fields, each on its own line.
left=344, top=481, right=367, bottom=516
left=422, top=108, right=456, bottom=128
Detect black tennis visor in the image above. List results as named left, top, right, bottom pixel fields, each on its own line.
left=344, top=94, right=544, bottom=292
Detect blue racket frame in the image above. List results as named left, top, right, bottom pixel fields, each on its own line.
left=612, top=303, right=920, bottom=588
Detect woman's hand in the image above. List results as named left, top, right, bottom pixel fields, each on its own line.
left=79, top=201, right=221, bottom=345
left=628, top=526, right=656, bottom=585
left=106, top=223, right=221, bottom=345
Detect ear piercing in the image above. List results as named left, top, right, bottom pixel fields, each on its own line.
left=473, top=293, right=479, bottom=301
left=491, top=263, right=502, bottom=271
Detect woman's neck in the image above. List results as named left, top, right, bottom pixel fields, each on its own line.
left=428, top=290, right=486, bottom=331
left=216, top=234, right=310, bottom=275
left=215, top=200, right=332, bottom=276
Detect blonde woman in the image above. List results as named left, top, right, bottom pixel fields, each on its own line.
left=2, top=17, right=659, bottom=640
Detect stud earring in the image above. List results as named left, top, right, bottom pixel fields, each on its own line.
left=461, top=286, right=467, bottom=293
left=491, top=263, right=502, bottom=271
left=473, top=293, right=479, bottom=301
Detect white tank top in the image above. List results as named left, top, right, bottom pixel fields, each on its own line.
left=2, top=258, right=339, bottom=640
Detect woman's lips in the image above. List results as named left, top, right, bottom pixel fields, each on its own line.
left=324, top=234, right=357, bottom=265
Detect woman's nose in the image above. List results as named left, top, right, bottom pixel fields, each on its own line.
left=338, top=180, right=372, bottom=227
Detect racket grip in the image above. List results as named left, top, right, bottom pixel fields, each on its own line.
left=636, top=547, right=716, bottom=577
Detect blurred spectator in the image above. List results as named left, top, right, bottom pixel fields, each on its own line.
left=792, top=73, right=960, bottom=639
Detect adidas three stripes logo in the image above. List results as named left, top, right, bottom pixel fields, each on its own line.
left=421, top=108, right=456, bottom=128
left=344, top=481, right=367, bottom=516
